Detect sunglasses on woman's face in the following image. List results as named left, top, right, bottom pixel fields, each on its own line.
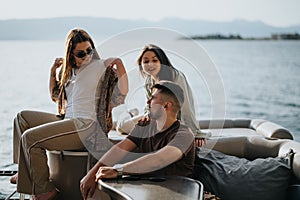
left=73, top=47, right=94, bottom=58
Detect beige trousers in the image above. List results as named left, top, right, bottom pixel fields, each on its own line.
left=14, top=110, right=96, bottom=195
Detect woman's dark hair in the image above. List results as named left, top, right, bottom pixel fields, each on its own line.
left=136, top=44, right=179, bottom=81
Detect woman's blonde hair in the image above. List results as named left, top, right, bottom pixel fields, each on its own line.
left=59, top=28, right=100, bottom=89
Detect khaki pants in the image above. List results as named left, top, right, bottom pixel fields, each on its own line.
left=13, top=110, right=61, bottom=164
left=14, top=110, right=96, bottom=195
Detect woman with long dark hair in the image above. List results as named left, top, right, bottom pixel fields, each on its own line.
left=116, top=44, right=207, bottom=146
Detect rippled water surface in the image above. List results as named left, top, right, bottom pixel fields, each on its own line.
left=0, top=39, right=299, bottom=197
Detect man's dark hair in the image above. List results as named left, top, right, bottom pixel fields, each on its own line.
left=152, top=81, right=184, bottom=111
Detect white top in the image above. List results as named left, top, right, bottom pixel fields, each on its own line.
left=65, top=59, right=106, bottom=121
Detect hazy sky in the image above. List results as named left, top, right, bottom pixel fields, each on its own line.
left=1, top=0, right=300, bottom=27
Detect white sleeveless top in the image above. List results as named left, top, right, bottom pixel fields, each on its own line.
left=64, top=59, right=106, bottom=121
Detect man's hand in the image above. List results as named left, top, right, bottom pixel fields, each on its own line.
left=95, top=166, right=118, bottom=181
left=80, top=172, right=97, bottom=200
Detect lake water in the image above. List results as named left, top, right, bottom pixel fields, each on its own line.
left=0, top=38, right=300, bottom=197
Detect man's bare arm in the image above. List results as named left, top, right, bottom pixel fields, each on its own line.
left=122, top=145, right=182, bottom=174
left=80, top=138, right=136, bottom=200
left=95, top=145, right=183, bottom=181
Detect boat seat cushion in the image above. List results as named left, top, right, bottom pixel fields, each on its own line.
left=194, top=147, right=293, bottom=200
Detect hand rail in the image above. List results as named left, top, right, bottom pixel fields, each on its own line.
left=0, top=170, right=17, bottom=176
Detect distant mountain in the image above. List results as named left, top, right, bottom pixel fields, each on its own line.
left=0, top=17, right=299, bottom=40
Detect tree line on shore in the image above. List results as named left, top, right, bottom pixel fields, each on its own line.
left=184, top=33, right=300, bottom=40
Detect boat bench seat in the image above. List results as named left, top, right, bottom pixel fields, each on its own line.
left=204, top=136, right=300, bottom=199
left=198, top=118, right=294, bottom=139
left=46, top=118, right=297, bottom=199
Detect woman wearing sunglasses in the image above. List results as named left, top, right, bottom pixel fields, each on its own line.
left=11, top=28, right=128, bottom=200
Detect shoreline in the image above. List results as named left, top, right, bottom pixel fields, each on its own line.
left=181, top=33, right=300, bottom=40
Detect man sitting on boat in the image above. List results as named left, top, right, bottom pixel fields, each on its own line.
left=80, top=80, right=195, bottom=200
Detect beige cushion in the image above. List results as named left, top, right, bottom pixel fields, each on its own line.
left=198, top=118, right=293, bottom=139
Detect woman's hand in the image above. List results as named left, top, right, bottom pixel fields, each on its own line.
left=51, top=58, right=63, bottom=70
left=105, top=57, right=128, bottom=95
left=137, top=115, right=151, bottom=126
left=195, top=138, right=206, bottom=147
left=49, top=58, right=63, bottom=100
left=51, top=58, right=63, bottom=77
left=104, top=57, right=124, bottom=77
